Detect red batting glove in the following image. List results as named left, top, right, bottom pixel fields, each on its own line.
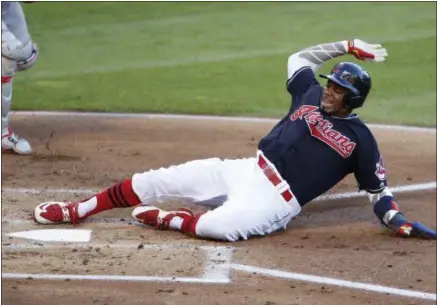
left=347, top=39, right=388, bottom=62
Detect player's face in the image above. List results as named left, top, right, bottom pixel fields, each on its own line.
left=321, top=81, right=349, bottom=116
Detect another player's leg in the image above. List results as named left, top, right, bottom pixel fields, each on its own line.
left=1, top=55, right=32, bottom=155
left=1, top=2, right=38, bottom=155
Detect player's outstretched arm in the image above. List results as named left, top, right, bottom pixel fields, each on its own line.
left=369, top=190, right=436, bottom=239
left=287, top=39, right=388, bottom=80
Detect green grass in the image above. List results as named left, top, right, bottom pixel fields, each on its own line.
left=13, top=2, right=436, bottom=126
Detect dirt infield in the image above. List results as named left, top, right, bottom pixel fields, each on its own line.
left=1, top=114, right=436, bottom=305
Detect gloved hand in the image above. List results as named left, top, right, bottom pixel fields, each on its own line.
left=347, top=39, right=388, bottom=62
left=389, top=213, right=436, bottom=239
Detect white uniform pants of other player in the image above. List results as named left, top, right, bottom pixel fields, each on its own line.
left=132, top=150, right=302, bottom=241
left=1, top=1, right=38, bottom=154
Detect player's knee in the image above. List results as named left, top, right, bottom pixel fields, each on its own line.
left=16, top=43, right=38, bottom=71
left=2, top=37, right=34, bottom=60
left=2, top=42, right=38, bottom=79
left=131, top=171, right=163, bottom=204
left=194, top=218, right=241, bottom=242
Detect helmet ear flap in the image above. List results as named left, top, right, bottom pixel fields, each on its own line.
left=343, top=92, right=352, bottom=109
left=343, top=92, right=364, bottom=109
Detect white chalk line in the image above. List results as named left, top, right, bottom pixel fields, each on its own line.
left=1, top=273, right=230, bottom=284
left=1, top=217, right=139, bottom=226
left=230, top=264, right=436, bottom=301
left=2, top=243, right=233, bottom=284
left=315, top=182, right=436, bottom=201
left=2, top=243, right=234, bottom=279
left=2, top=181, right=435, bottom=200
left=2, top=244, right=435, bottom=300
left=2, top=243, right=234, bottom=281
left=2, top=182, right=435, bottom=228
left=3, top=238, right=436, bottom=299
left=11, top=111, right=436, bottom=132
left=2, top=242, right=435, bottom=300
left=1, top=243, right=229, bottom=252
left=2, top=182, right=435, bottom=227
left=202, top=246, right=233, bottom=280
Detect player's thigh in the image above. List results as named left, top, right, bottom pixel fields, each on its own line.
left=2, top=2, right=31, bottom=43
left=1, top=3, right=34, bottom=66
left=194, top=158, right=299, bottom=241
left=132, top=158, right=251, bottom=205
left=195, top=195, right=293, bottom=242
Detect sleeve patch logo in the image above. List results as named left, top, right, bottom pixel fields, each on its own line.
left=375, top=156, right=387, bottom=181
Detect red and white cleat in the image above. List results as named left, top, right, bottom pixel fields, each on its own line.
left=132, top=206, right=193, bottom=230
left=33, top=201, right=80, bottom=225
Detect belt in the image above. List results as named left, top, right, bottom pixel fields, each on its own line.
left=257, top=154, right=294, bottom=203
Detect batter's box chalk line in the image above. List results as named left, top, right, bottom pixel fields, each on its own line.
left=2, top=243, right=436, bottom=300
left=2, top=181, right=436, bottom=227
left=2, top=181, right=435, bottom=199
left=2, top=243, right=234, bottom=284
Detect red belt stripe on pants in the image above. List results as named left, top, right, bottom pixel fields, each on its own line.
left=257, top=154, right=294, bottom=203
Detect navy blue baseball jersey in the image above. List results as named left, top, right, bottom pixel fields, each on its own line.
left=258, top=67, right=387, bottom=206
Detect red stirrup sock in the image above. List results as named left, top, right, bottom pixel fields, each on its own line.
left=77, top=178, right=141, bottom=219
left=181, top=212, right=206, bottom=236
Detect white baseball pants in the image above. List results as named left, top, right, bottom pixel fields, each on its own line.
left=131, top=151, right=301, bottom=241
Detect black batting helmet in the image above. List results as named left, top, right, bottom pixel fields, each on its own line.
left=320, top=62, right=372, bottom=110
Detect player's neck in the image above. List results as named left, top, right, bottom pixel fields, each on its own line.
left=330, top=108, right=352, bottom=118
left=332, top=113, right=351, bottom=118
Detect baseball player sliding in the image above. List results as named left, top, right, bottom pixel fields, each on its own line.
left=33, top=38, right=436, bottom=241
left=1, top=1, right=38, bottom=155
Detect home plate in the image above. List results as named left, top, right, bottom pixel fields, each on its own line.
left=6, top=229, right=92, bottom=243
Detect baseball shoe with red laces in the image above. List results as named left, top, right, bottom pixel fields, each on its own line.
left=33, top=201, right=81, bottom=225
left=132, top=206, right=193, bottom=230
